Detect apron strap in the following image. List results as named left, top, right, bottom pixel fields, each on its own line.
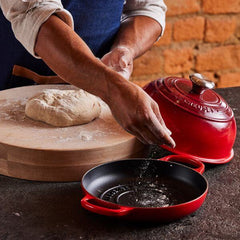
left=12, top=65, right=66, bottom=84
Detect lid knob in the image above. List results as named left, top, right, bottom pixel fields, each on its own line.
left=189, top=73, right=215, bottom=94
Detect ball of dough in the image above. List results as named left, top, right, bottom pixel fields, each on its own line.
left=25, top=89, right=101, bottom=127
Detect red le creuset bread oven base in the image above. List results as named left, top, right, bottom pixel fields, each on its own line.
left=144, top=73, right=237, bottom=164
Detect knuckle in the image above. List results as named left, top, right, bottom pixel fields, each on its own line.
left=153, top=102, right=160, bottom=113
left=152, top=101, right=158, bottom=107
left=141, top=110, right=150, bottom=120
left=138, top=110, right=151, bottom=123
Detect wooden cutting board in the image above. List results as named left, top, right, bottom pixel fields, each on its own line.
left=0, top=85, right=144, bottom=181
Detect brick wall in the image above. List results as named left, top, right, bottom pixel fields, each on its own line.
left=131, top=0, right=240, bottom=88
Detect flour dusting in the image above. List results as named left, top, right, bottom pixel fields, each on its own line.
left=53, top=130, right=106, bottom=143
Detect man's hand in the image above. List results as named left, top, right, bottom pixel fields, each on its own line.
left=107, top=79, right=175, bottom=147
left=101, top=46, right=133, bottom=80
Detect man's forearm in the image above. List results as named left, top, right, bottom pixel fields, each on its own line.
left=34, top=14, right=175, bottom=147
left=112, top=16, right=162, bottom=59
left=35, top=15, right=125, bottom=103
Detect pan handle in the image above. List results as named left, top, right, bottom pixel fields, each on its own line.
left=81, top=194, right=133, bottom=217
left=160, top=155, right=205, bottom=174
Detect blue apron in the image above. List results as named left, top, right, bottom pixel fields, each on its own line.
left=0, top=0, right=124, bottom=90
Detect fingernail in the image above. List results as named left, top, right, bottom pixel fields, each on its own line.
left=166, top=128, right=172, bottom=135
left=163, top=134, right=175, bottom=148
left=169, top=138, right=176, bottom=148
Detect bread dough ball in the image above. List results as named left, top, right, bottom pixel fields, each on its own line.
left=25, top=89, right=101, bottom=127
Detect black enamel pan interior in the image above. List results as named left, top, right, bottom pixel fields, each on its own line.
left=81, top=157, right=208, bottom=222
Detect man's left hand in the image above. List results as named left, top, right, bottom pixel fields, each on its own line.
left=101, top=46, right=133, bottom=80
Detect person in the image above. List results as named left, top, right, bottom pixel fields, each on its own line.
left=0, top=0, right=175, bottom=147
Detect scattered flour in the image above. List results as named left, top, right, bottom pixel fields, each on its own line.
left=53, top=130, right=107, bottom=143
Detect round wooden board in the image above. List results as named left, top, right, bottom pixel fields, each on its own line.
left=0, top=85, right=144, bottom=181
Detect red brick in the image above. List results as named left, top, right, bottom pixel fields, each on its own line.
left=200, top=71, right=218, bottom=83
left=196, top=45, right=240, bottom=71
left=165, top=0, right=200, bottom=16
left=131, top=77, right=160, bottom=87
left=205, top=16, right=237, bottom=43
left=131, top=79, right=150, bottom=88
left=154, top=22, right=172, bottom=46
left=173, top=16, right=205, bottom=42
left=132, top=49, right=163, bottom=77
left=202, top=0, right=240, bottom=14
left=131, top=74, right=168, bottom=87
left=218, top=72, right=240, bottom=88
left=164, top=48, right=193, bottom=74
left=236, top=22, right=240, bottom=38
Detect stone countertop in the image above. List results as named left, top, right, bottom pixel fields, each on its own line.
left=0, top=87, right=239, bottom=240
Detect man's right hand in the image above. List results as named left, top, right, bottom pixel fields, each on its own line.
left=106, top=79, right=175, bottom=147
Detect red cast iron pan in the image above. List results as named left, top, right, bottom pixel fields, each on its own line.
left=81, top=155, right=208, bottom=222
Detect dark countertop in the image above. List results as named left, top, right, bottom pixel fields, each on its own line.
left=0, top=87, right=240, bottom=240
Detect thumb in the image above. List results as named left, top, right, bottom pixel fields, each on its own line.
left=119, top=55, right=129, bottom=68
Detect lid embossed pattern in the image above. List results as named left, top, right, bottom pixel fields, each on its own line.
left=156, top=77, right=233, bottom=122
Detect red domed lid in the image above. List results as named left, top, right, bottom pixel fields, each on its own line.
left=156, top=73, right=233, bottom=122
